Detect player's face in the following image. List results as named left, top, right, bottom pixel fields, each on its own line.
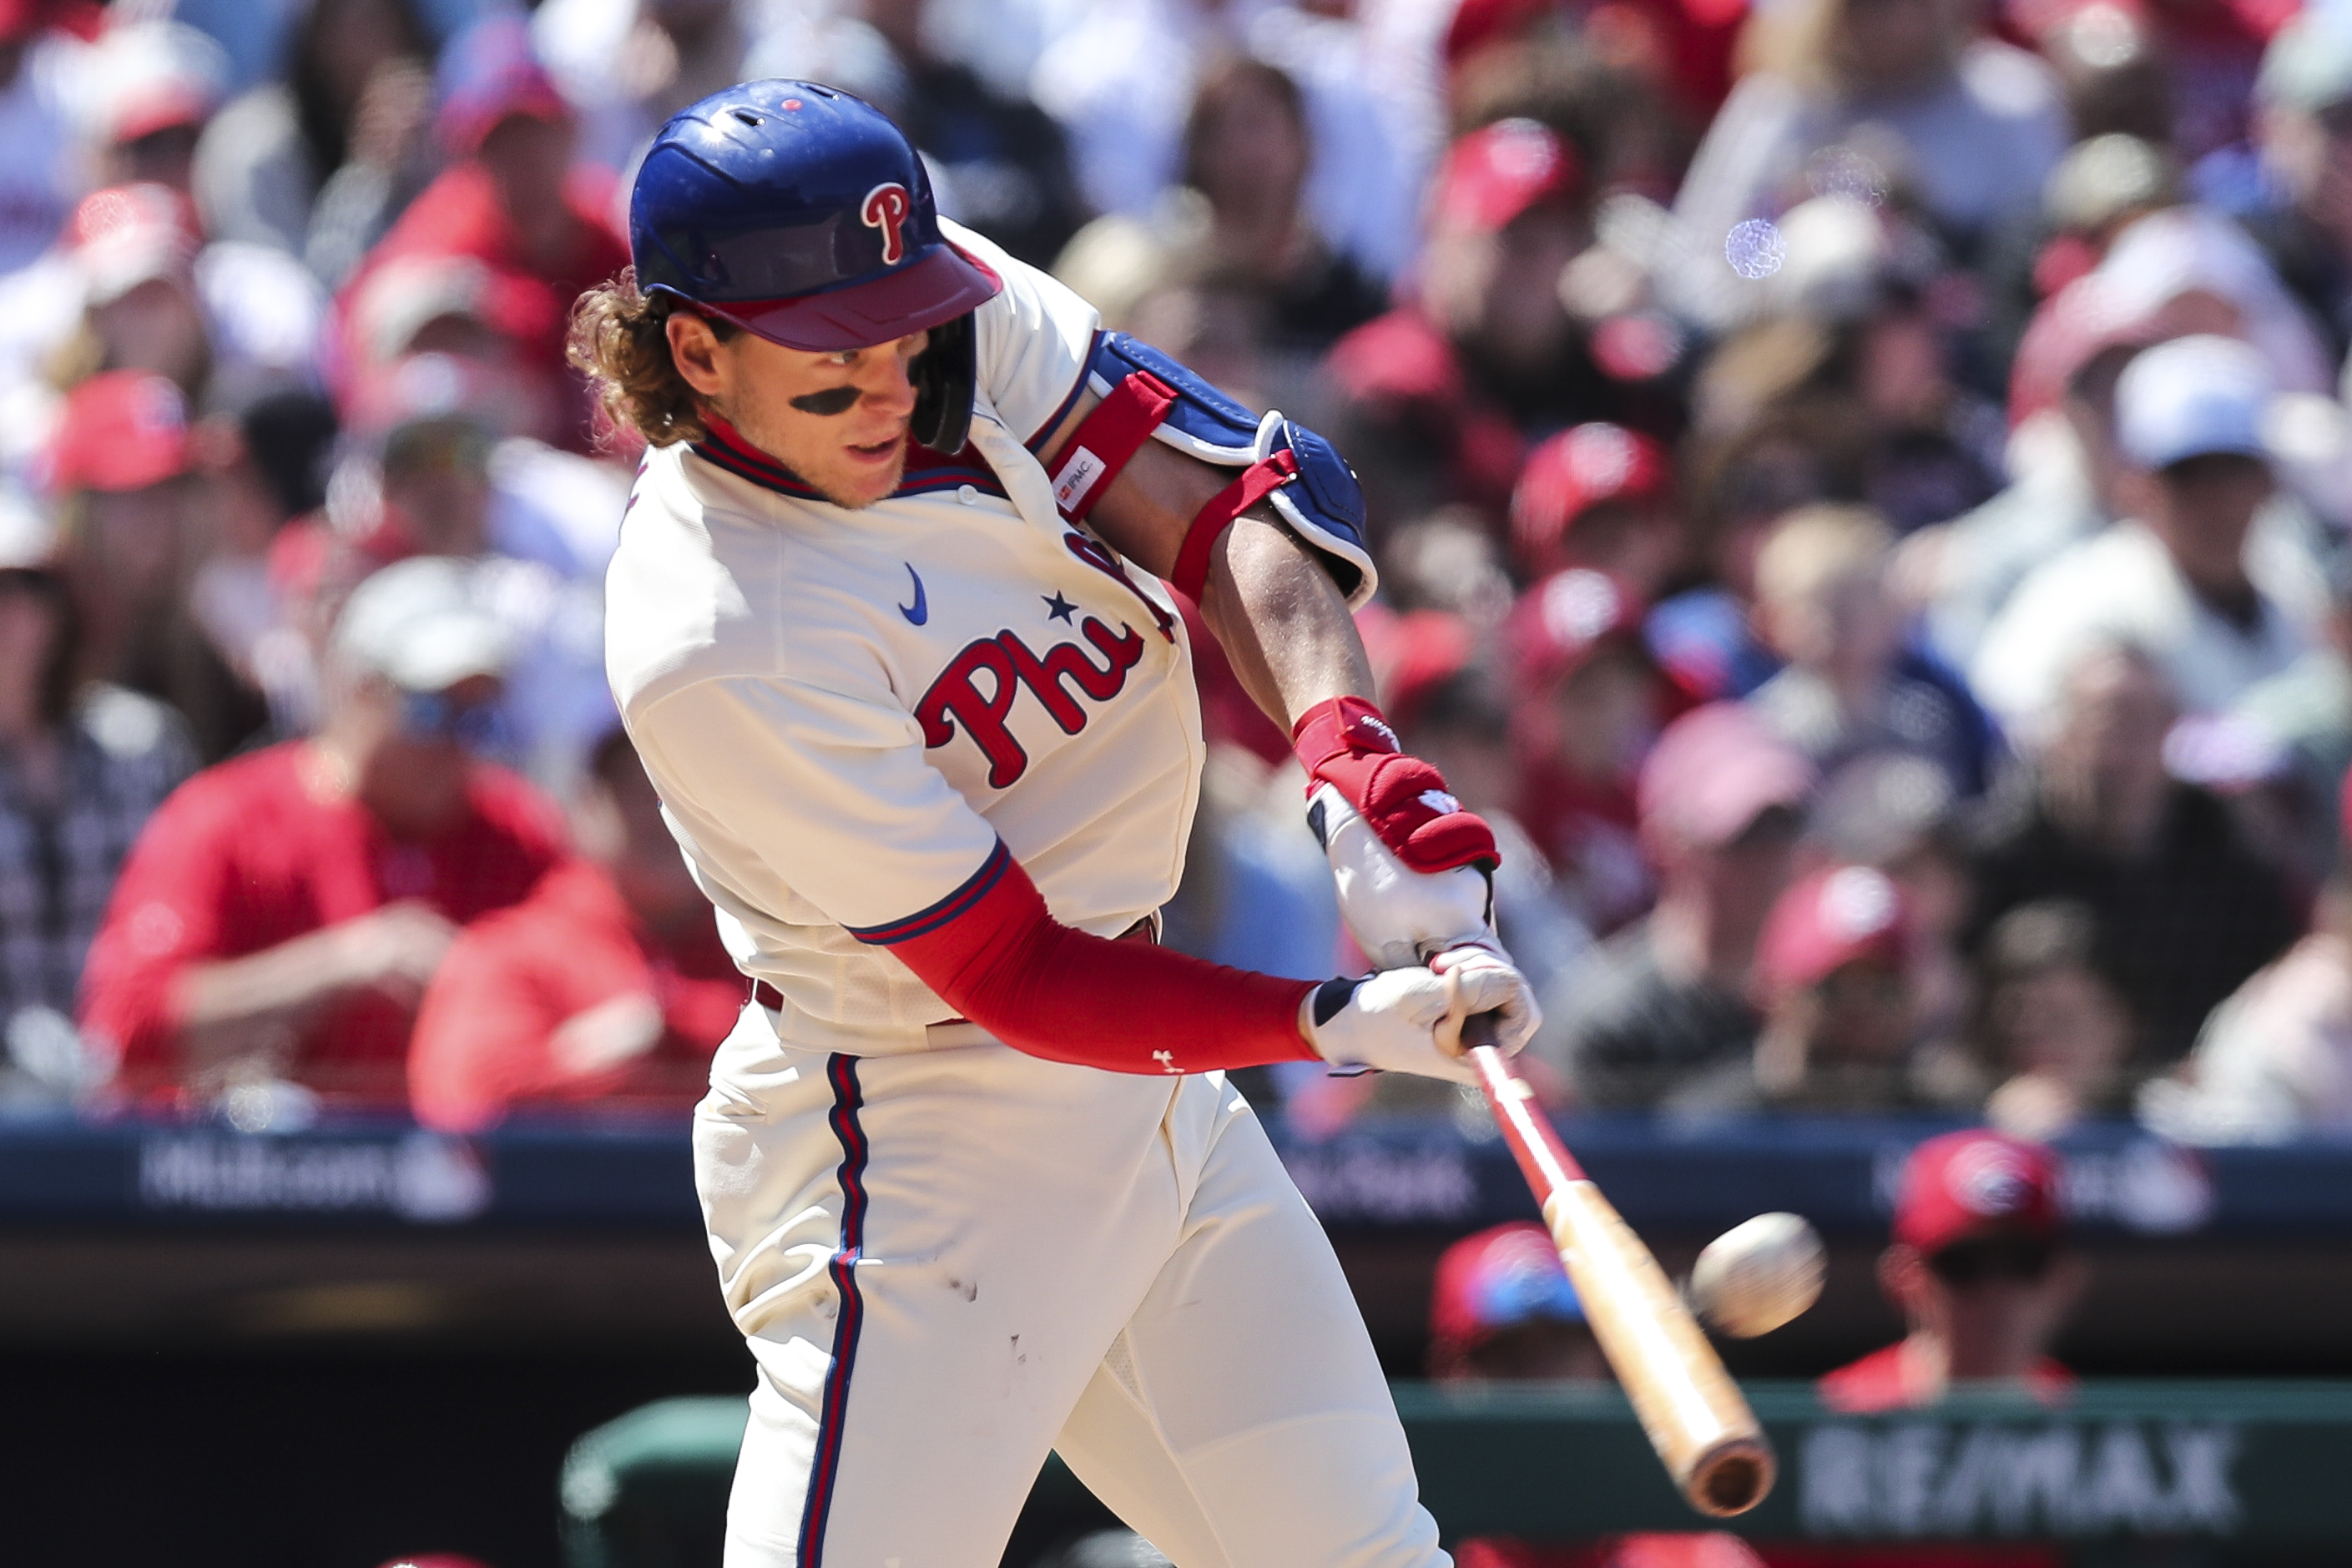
left=672, top=316, right=931, bottom=509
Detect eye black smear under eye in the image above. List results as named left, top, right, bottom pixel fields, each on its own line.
left=790, top=386, right=861, bottom=416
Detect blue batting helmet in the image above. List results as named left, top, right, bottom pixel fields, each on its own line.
left=628, top=80, right=1001, bottom=354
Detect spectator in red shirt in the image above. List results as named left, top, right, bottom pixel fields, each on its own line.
left=408, top=729, right=741, bottom=1132
left=1818, top=1128, right=2084, bottom=1414
left=80, top=556, right=564, bottom=1116
left=337, top=14, right=627, bottom=450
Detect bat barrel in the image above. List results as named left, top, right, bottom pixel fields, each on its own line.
left=1687, top=1435, right=1775, bottom=1518
left=1466, top=1042, right=1777, bottom=1520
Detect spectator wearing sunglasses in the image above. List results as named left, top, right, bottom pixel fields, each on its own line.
left=1819, top=1129, right=2083, bottom=1414
left=80, top=557, right=564, bottom=1119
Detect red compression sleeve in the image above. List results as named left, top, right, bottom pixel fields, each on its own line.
left=859, top=843, right=1320, bottom=1075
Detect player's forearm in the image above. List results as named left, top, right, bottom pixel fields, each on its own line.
left=876, top=844, right=1321, bottom=1074
left=1078, top=428, right=1373, bottom=732
left=1198, top=510, right=1376, bottom=732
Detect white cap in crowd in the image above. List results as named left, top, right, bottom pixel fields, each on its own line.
left=75, top=22, right=229, bottom=149
left=331, top=557, right=514, bottom=695
left=2114, top=334, right=2274, bottom=472
left=2259, top=10, right=2352, bottom=115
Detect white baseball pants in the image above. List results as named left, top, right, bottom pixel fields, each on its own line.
left=694, top=1006, right=1451, bottom=1567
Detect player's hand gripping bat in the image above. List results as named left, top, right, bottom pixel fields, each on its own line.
left=1459, top=1011, right=1775, bottom=1516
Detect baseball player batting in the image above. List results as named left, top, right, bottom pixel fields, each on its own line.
left=578, top=82, right=1540, bottom=1567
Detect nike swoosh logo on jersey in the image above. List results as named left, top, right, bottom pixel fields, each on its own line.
left=898, top=563, right=928, bottom=625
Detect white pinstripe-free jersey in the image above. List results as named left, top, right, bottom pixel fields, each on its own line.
left=606, top=221, right=1204, bottom=1066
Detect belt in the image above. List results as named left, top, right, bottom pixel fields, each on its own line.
left=750, top=913, right=1158, bottom=1015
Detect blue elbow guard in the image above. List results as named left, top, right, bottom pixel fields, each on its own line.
left=1084, top=333, right=1259, bottom=461
left=1055, top=333, right=1378, bottom=608
left=1254, top=416, right=1375, bottom=608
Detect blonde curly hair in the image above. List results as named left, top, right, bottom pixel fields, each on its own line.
left=567, top=268, right=738, bottom=448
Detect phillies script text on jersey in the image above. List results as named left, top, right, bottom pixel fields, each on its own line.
left=918, top=615, right=1144, bottom=787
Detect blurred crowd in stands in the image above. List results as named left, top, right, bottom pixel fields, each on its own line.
left=5, top=0, right=2352, bottom=1145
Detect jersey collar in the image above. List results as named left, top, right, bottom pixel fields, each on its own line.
left=692, top=416, right=821, bottom=500
left=690, top=415, right=1008, bottom=504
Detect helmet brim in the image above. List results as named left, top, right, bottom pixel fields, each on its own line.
left=703, top=243, right=1004, bottom=352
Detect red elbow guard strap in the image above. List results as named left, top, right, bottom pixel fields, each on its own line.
left=1170, top=449, right=1299, bottom=603
left=849, top=842, right=1320, bottom=1075
left=1292, top=696, right=1501, bottom=875
left=1047, top=368, right=1179, bottom=523
left=1042, top=353, right=1316, bottom=606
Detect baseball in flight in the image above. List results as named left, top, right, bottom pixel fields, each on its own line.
left=1689, top=1212, right=1828, bottom=1339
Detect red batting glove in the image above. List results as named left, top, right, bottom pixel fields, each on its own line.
left=1290, top=696, right=1499, bottom=874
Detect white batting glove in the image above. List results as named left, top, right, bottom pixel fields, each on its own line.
left=1431, top=940, right=1542, bottom=1054
left=1310, top=783, right=1491, bottom=969
left=1300, top=959, right=1537, bottom=1086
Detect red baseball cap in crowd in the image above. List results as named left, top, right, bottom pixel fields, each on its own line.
left=2007, top=271, right=2160, bottom=428
left=1636, top=702, right=1815, bottom=850
left=1430, top=1221, right=1584, bottom=1355
left=1892, top=1129, right=2063, bottom=1254
left=435, top=13, right=571, bottom=154
left=48, top=371, right=194, bottom=494
left=1755, top=864, right=1908, bottom=996
left=1512, top=423, right=1673, bottom=577
left=1505, top=567, right=1648, bottom=693
left=1432, top=118, right=1582, bottom=234
left=1373, top=608, right=1477, bottom=734
left=64, top=183, right=202, bottom=305
left=0, top=0, right=101, bottom=45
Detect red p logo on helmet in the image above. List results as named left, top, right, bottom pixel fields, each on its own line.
left=861, top=183, right=913, bottom=265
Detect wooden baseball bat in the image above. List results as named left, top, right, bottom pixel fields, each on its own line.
left=1462, top=1022, right=1774, bottom=1517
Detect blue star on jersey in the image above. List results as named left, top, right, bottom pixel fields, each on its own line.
left=1042, top=591, right=1077, bottom=623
